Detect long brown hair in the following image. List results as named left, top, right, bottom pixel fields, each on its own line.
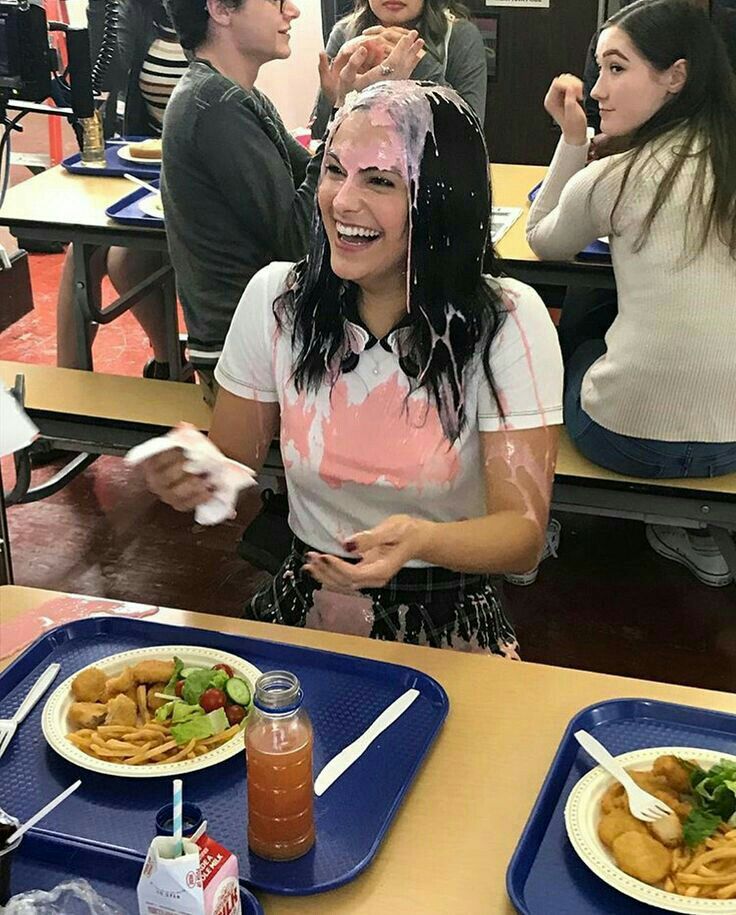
left=343, top=0, right=470, bottom=47
left=602, top=0, right=736, bottom=258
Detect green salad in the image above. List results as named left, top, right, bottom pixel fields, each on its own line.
left=156, top=657, right=252, bottom=746
left=681, top=758, right=736, bottom=847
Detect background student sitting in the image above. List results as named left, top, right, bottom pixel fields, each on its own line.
left=527, top=0, right=736, bottom=588
left=55, top=0, right=187, bottom=380
left=310, top=0, right=487, bottom=139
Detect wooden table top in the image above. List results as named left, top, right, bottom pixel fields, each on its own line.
left=0, top=166, right=163, bottom=237
left=0, top=163, right=543, bottom=262
left=2, top=585, right=733, bottom=914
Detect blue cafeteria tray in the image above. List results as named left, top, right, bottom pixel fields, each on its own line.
left=506, top=698, right=736, bottom=914
left=9, top=832, right=264, bottom=913
left=527, top=181, right=611, bottom=261
left=106, top=182, right=163, bottom=229
left=62, top=138, right=161, bottom=180
left=0, top=616, right=448, bottom=896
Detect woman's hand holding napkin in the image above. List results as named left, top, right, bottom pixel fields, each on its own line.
left=125, top=423, right=257, bottom=525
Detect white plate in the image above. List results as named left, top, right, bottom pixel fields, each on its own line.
left=138, top=192, right=164, bottom=220
left=117, top=144, right=162, bottom=165
left=42, top=645, right=261, bottom=778
left=565, top=746, right=736, bottom=914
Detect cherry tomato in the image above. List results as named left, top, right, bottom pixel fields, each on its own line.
left=212, top=663, right=234, bottom=678
left=225, top=704, right=246, bottom=727
left=174, top=680, right=185, bottom=698
left=200, top=688, right=227, bottom=712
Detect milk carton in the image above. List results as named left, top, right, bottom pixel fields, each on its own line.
left=137, top=835, right=241, bottom=915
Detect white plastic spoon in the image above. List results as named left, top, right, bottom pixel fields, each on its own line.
left=6, top=780, right=82, bottom=845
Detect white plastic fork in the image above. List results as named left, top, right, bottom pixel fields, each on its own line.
left=0, top=663, right=61, bottom=761
left=574, top=730, right=674, bottom=822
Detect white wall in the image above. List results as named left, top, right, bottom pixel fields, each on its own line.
left=256, top=4, right=325, bottom=129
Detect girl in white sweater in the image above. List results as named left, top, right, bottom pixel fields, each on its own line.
left=527, top=0, right=736, bottom=587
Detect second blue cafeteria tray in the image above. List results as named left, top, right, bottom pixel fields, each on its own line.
left=106, top=182, right=164, bottom=229
left=0, top=615, right=448, bottom=896
left=527, top=181, right=610, bottom=261
left=8, top=832, right=264, bottom=913
left=62, top=138, right=161, bottom=180
left=506, top=698, right=736, bottom=914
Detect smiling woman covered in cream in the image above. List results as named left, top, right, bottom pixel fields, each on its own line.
left=142, top=81, right=564, bottom=655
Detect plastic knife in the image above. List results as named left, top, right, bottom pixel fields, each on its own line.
left=314, top=688, right=420, bottom=797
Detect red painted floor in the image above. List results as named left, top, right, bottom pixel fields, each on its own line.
left=1, top=138, right=734, bottom=694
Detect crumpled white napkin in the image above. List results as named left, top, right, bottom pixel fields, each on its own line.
left=125, top=423, right=257, bottom=525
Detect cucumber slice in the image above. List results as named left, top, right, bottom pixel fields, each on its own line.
left=225, top=677, right=251, bottom=706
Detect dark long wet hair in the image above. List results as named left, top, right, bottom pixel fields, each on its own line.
left=344, top=0, right=470, bottom=46
left=274, top=83, right=506, bottom=444
left=604, top=0, right=736, bottom=257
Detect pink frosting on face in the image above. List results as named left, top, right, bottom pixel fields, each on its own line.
left=318, top=372, right=459, bottom=490
left=328, top=111, right=407, bottom=180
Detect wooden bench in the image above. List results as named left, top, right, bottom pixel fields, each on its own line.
left=2, top=359, right=734, bottom=577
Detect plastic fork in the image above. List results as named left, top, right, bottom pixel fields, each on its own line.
left=0, top=663, right=61, bottom=761
left=574, top=730, right=674, bottom=822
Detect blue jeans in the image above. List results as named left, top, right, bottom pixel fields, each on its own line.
left=564, top=340, right=736, bottom=479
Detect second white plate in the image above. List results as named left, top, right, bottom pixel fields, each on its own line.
left=564, top=746, right=736, bottom=914
left=117, top=145, right=162, bottom=165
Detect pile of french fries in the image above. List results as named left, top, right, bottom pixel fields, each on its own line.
left=666, top=824, right=736, bottom=900
left=66, top=684, right=240, bottom=766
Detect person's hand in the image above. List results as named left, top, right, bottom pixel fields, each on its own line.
left=302, top=514, right=432, bottom=591
left=361, top=25, right=412, bottom=49
left=543, top=73, right=588, bottom=146
left=141, top=447, right=214, bottom=512
left=323, top=30, right=425, bottom=108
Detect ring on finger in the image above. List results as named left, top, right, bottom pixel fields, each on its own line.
left=379, top=63, right=394, bottom=76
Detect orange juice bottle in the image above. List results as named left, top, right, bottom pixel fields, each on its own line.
left=246, top=671, right=315, bottom=861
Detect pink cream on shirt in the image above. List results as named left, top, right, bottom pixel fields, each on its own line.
left=317, top=372, right=459, bottom=490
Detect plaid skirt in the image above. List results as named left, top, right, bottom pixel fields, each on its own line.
left=245, top=537, right=520, bottom=657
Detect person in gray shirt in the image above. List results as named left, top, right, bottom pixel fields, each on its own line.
left=162, top=0, right=423, bottom=401
left=311, top=0, right=487, bottom=139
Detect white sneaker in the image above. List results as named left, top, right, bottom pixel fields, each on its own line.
left=504, top=518, right=562, bottom=587
left=646, top=524, right=733, bottom=588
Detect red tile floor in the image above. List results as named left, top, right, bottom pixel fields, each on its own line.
left=1, top=119, right=734, bottom=693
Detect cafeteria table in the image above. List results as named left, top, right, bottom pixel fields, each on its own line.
left=0, top=163, right=614, bottom=373
left=1, top=585, right=732, bottom=914
left=0, top=167, right=183, bottom=377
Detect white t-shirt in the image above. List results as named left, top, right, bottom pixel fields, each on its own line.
left=216, top=262, right=563, bottom=565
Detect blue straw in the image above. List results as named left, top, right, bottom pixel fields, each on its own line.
left=172, top=778, right=183, bottom=856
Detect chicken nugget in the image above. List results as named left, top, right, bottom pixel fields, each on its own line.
left=647, top=811, right=683, bottom=848
left=629, top=769, right=668, bottom=795
left=104, top=667, right=135, bottom=699
left=652, top=755, right=691, bottom=794
left=105, top=693, right=138, bottom=728
left=71, top=666, right=107, bottom=702
left=601, top=782, right=629, bottom=814
left=68, top=702, right=108, bottom=729
left=132, top=660, right=175, bottom=685
left=598, top=809, right=648, bottom=848
left=612, top=831, right=671, bottom=885
left=147, top=683, right=170, bottom=711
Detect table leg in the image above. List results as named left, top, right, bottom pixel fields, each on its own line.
left=71, top=242, right=97, bottom=371
left=0, top=463, right=14, bottom=586
left=162, top=271, right=183, bottom=382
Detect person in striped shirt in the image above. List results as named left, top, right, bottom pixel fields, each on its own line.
left=55, top=0, right=188, bottom=382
